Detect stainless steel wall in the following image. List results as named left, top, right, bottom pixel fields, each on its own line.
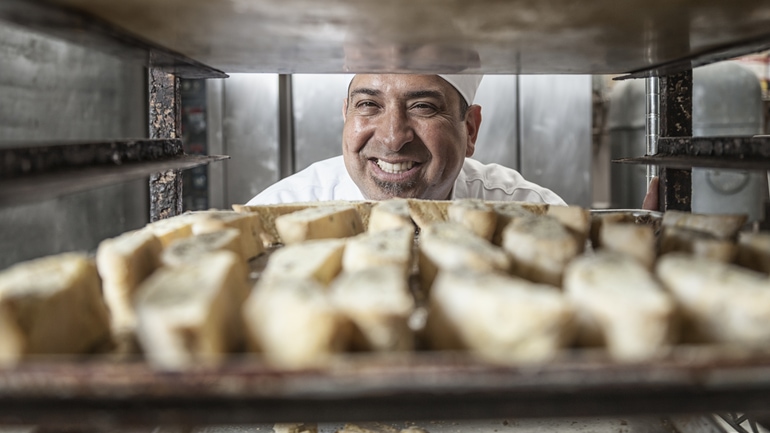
left=210, top=73, right=592, bottom=207
left=519, top=75, right=593, bottom=207
left=0, top=24, right=147, bottom=269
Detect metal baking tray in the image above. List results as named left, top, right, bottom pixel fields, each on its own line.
left=2, top=208, right=768, bottom=428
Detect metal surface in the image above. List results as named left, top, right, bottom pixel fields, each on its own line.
left=471, top=75, right=519, bottom=170
left=519, top=75, right=592, bottom=207
left=645, top=77, right=660, bottom=186
left=0, top=154, right=228, bottom=207
left=607, top=79, right=647, bottom=209
left=278, top=75, right=296, bottom=179
left=23, top=0, right=770, bottom=76
left=690, top=62, right=766, bottom=223
left=0, top=22, right=148, bottom=269
left=221, top=74, right=280, bottom=205
left=1, top=351, right=770, bottom=426
left=0, top=0, right=227, bottom=79
left=658, top=71, right=693, bottom=212
left=292, top=74, right=350, bottom=172
left=614, top=155, right=770, bottom=171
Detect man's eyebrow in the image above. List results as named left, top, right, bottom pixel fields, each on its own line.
left=349, top=88, right=381, bottom=98
left=404, top=90, right=445, bottom=100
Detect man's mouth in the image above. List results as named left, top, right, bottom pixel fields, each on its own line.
left=375, top=159, right=416, bottom=174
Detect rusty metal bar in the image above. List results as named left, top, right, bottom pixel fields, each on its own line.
left=658, top=70, right=693, bottom=212
left=149, top=67, right=183, bottom=222
left=0, top=139, right=182, bottom=180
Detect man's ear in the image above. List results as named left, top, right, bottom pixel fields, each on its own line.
left=464, top=104, right=482, bottom=157
left=342, top=97, right=349, bottom=121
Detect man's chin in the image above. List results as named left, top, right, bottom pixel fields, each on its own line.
left=370, top=179, right=420, bottom=199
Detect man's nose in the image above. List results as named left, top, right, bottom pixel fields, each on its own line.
left=377, top=108, right=414, bottom=151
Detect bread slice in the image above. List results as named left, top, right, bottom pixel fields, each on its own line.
left=590, top=212, right=635, bottom=249
left=427, top=269, right=573, bottom=362
left=501, top=215, right=581, bottom=287
left=489, top=202, right=541, bottom=246
left=564, top=252, right=676, bottom=361
left=186, top=210, right=264, bottom=260
left=659, top=226, right=737, bottom=263
left=96, top=229, right=163, bottom=335
left=260, top=238, right=346, bottom=286
left=661, top=210, right=747, bottom=240
left=656, top=253, right=770, bottom=345
left=599, top=222, right=657, bottom=270
left=330, top=266, right=415, bottom=351
left=274, top=205, right=364, bottom=245
left=0, top=253, right=111, bottom=365
left=134, top=251, right=249, bottom=369
left=235, top=201, right=375, bottom=244
left=419, top=222, right=510, bottom=292
left=367, top=199, right=414, bottom=233
left=342, top=226, right=414, bottom=277
left=142, top=213, right=199, bottom=248
left=243, top=277, right=352, bottom=368
left=547, top=205, right=591, bottom=245
left=447, top=198, right=497, bottom=241
left=736, top=231, right=770, bottom=274
left=161, top=228, right=245, bottom=267
left=407, top=199, right=450, bottom=231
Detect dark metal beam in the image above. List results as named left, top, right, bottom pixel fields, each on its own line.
left=149, top=67, right=183, bottom=222
left=658, top=71, right=693, bottom=212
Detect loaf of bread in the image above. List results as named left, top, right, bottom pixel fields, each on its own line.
left=661, top=210, right=747, bottom=240
left=656, top=253, right=770, bottom=345
left=599, top=222, right=657, bottom=270
left=161, top=228, right=245, bottom=267
left=274, top=205, right=364, bottom=245
left=590, top=212, right=635, bottom=249
left=342, top=226, right=414, bottom=277
left=501, top=215, right=581, bottom=287
left=134, top=251, right=249, bottom=369
left=243, top=277, right=352, bottom=368
left=659, top=226, right=737, bottom=263
left=447, top=198, right=497, bottom=241
left=0, top=253, right=111, bottom=365
left=330, top=266, right=415, bottom=351
left=96, top=229, right=163, bottom=335
left=427, top=269, right=573, bottom=362
left=564, top=252, right=676, bottom=361
left=260, top=238, right=346, bottom=286
left=419, top=222, right=510, bottom=292
left=367, top=199, right=414, bottom=233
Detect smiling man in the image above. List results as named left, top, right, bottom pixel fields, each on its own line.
left=246, top=74, right=565, bottom=205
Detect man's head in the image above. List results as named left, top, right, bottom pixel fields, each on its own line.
left=342, top=74, right=483, bottom=200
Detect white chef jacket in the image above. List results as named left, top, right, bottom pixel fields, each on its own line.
left=246, top=156, right=566, bottom=205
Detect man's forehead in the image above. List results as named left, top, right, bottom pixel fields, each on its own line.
left=348, top=74, right=452, bottom=98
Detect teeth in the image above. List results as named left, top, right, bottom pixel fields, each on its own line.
left=376, top=160, right=415, bottom=174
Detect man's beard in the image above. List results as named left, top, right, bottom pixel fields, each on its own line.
left=373, top=178, right=418, bottom=197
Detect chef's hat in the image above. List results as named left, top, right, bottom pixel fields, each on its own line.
left=438, top=74, right=484, bottom=105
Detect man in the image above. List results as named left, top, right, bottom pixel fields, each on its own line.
left=247, top=74, right=566, bottom=206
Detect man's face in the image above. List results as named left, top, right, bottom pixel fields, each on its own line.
left=342, top=74, right=481, bottom=200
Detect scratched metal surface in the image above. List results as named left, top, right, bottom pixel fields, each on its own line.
left=16, top=0, right=770, bottom=75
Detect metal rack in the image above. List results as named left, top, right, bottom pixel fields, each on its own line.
left=3, top=0, right=770, bottom=428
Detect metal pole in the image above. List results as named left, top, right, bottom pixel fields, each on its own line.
left=645, top=76, right=660, bottom=188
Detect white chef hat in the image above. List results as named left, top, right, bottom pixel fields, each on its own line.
left=438, top=74, right=484, bottom=105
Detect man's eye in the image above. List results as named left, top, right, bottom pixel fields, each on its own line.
left=356, top=101, right=378, bottom=109
left=412, top=103, right=438, bottom=112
